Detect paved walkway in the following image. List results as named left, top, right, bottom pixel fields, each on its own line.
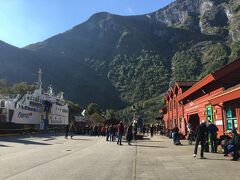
left=0, top=134, right=239, bottom=180
left=135, top=136, right=240, bottom=180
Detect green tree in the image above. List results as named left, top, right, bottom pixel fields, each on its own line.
left=201, top=43, right=229, bottom=77
left=171, top=51, right=199, bottom=81
left=108, top=50, right=169, bottom=103
left=86, top=103, right=101, bottom=116
left=0, top=79, right=9, bottom=94
left=105, top=109, right=116, bottom=120
left=67, top=101, right=82, bottom=115
left=10, top=82, right=35, bottom=95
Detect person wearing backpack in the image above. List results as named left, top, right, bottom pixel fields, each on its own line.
left=193, top=120, right=208, bottom=159
left=208, top=121, right=219, bottom=153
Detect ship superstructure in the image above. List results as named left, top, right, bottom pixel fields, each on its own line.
left=0, top=69, right=69, bottom=130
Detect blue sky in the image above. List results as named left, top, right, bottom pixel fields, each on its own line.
left=0, top=0, right=175, bottom=47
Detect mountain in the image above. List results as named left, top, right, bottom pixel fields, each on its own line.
left=0, top=0, right=239, bottom=110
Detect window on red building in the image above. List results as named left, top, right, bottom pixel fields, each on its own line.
left=206, top=105, right=214, bottom=122
left=226, top=108, right=238, bottom=131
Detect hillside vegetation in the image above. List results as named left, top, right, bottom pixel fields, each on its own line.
left=0, top=0, right=239, bottom=121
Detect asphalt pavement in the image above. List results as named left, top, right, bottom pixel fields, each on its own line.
left=0, top=133, right=239, bottom=180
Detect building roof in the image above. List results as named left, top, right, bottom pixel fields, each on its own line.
left=209, top=83, right=240, bottom=105
left=164, top=81, right=197, bottom=101
left=177, top=57, right=240, bottom=102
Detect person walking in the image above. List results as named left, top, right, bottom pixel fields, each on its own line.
left=143, top=125, right=146, bottom=136
left=69, top=121, right=75, bottom=139
left=109, top=124, right=114, bottom=141
left=193, top=120, right=208, bottom=159
left=150, top=125, right=154, bottom=138
left=106, top=125, right=110, bottom=141
left=133, top=123, right=137, bottom=140
left=208, top=121, right=219, bottom=153
left=126, top=124, right=133, bottom=145
left=117, top=121, right=124, bottom=145
left=65, top=124, right=70, bottom=139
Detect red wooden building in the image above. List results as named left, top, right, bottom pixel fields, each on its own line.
left=163, top=81, right=196, bottom=134
left=161, top=57, right=240, bottom=137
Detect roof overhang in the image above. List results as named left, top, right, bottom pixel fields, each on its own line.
left=209, top=84, right=240, bottom=105
left=176, top=74, right=215, bottom=102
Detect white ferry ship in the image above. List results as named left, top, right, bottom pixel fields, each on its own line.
left=0, top=69, right=69, bottom=130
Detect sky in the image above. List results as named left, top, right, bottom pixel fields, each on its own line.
left=0, top=0, right=175, bottom=48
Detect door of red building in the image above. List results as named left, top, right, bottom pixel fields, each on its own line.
left=188, top=114, right=200, bottom=132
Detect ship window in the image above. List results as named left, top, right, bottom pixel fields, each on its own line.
left=1, top=100, right=5, bottom=107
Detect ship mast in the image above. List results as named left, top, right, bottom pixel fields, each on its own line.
left=37, top=68, right=42, bottom=93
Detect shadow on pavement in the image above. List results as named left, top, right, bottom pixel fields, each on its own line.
left=43, top=138, right=56, bottom=141
left=135, top=144, right=167, bottom=148
left=0, top=137, right=52, bottom=146
left=0, top=144, right=11, bottom=147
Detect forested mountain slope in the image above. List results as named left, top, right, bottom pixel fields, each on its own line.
left=0, top=0, right=239, bottom=110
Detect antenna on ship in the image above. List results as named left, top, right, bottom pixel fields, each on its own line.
left=37, top=68, right=42, bottom=92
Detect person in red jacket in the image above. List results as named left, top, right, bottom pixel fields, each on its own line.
left=117, top=121, right=124, bottom=145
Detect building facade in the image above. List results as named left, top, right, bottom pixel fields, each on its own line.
left=162, top=58, right=240, bottom=137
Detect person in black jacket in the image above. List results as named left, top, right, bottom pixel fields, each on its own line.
left=193, top=120, right=208, bottom=159
left=208, top=121, right=219, bottom=153
left=65, top=124, right=69, bottom=139
left=126, top=124, right=133, bottom=145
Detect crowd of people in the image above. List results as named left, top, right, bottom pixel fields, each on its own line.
left=64, top=119, right=240, bottom=161
left=192, top=120, right=240, bottom=161
left=65, top=121, right=135, bottom=145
